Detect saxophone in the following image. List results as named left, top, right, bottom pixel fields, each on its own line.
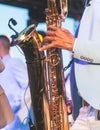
left=9, top=0, right=69, bottom=130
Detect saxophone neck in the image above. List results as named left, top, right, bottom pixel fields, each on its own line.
left=46, top=0, right=68, bottom=26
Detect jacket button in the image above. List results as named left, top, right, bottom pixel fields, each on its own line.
left=80, top=56, right=84, bottom=59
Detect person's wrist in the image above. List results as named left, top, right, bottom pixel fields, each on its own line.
left=68, top=37, right=76, bottom=51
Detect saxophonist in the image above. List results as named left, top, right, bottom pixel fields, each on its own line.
left=39, top=0, right=100, bottom=119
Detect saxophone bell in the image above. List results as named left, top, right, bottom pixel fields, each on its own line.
left=10, top=23, right=38, bottom=46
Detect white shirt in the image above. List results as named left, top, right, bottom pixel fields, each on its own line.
left=0, top=54, right=31, bottom=129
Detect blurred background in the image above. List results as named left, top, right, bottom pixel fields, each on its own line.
left=0, top=0, right=86, bottom=77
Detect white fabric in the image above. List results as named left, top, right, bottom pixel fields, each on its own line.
left=65, top=74, right=72, bottom=101
left=70, top=106, right=100, bottom=130
left=73, top=0, right=100, bottom=109
left=70, top=117, right=100, bottom=130
left=0, top=55, right=32, bottom=129
left=0, top=86, right=14, bottom=128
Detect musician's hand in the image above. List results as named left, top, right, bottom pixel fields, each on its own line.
left=67, top=103, right=72, bottom=115
left=39, top=25, right=75, bottom=51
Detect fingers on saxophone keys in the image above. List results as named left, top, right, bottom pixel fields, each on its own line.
left=39, top=43, right=55, bottom=51
left=43, top=36, right=55, bottom=45
left=46, top=30, right=56, bottom=37
left=47, top=25, right=58, bottom=31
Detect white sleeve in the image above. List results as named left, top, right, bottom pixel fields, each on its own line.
left=17, top=87, right=31, bottom=123
left=74, top=39, right=100, bottom=63
left=73, top=0, right=100, bottom=63
left=11, top=58, right=29, bottom=89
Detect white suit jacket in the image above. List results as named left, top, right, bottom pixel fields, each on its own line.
left=73, top=0, right=100, bottom=110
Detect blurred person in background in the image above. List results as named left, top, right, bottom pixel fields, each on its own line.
left=0, top=35, right=34, bottom=130
left=0, top=58, right=14, bottom=129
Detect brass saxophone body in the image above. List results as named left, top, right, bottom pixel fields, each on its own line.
left=10, top=0, right=69, bottom=130
left=44, top=0, right=69, bottom=130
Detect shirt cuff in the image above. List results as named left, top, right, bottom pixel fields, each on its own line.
left=72, top=38, right=77, bottom=53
